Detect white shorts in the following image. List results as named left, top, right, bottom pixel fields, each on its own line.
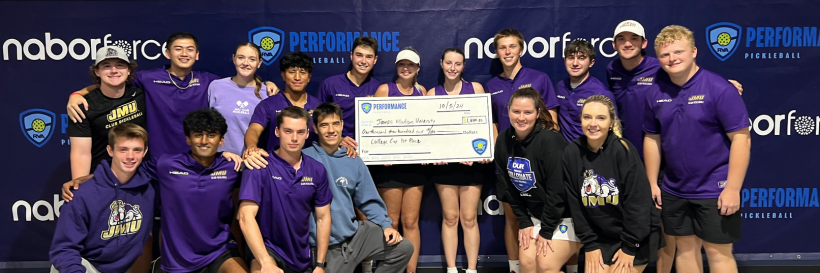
left=530, top=217, right=580, bottom=242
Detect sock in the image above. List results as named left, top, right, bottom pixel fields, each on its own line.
left=466, top=270, right=478, bottom=273
left=565, top=264, right=578, bottom=273
left=361, top=260, right=373, bottom=273
left=509, top=260, right=520, bottom=273
left=447, top=267, right=459, bottom=273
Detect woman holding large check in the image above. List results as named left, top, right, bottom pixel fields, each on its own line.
left=494, top=88, right=581, bottom=273
left=425, top=47, right=491, bottom=273
left=371, top=47, right=428, bottom=273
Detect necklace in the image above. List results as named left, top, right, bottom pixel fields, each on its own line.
left=168, top=70, right=194, bottom=90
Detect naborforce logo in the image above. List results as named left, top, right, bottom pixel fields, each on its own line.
left=3, top=33, right=165, bottom=61
left=750, top=110, right=819, bottom=136
left=12, top=194, right=63, bottom=221
left=706, top=22, right=742, bottom=62
left=464, top=32, right=616, bottom=60
left=20, top=109, right=55, bottom=148
left=249, top=27, right=285, bottom=66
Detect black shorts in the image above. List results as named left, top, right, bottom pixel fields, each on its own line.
left=661, top=190, right=741, bottom=244
left=431, top=163, right=491, bottom=186
left=598, top=228, right=665, bottom=266
left=152, top=248, right=241, bottom=273
left=191, top=248, right=241, bottom=273
left=243, top=244, right=309, bottom=273
left=370, top=164, right=428, bottom=188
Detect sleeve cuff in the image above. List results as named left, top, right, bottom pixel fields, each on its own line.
left=621, top=240, right=639, bottom=256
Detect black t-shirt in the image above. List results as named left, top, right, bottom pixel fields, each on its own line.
left=67, top=86, right=147, bottom=173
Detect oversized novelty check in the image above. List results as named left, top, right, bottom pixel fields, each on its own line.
left=355, top=94, right=494, bottom=165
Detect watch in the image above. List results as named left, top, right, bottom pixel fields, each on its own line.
left=315, top=261, right=327, bottom=268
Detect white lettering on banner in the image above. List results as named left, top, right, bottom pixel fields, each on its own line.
left=11, top=194, right=63, bottom=222
left=749, top=110, right=819, bottom=136
left=3, top=32, right=165, bottom=61
left=477, top=195, right=504, bottom=216
left=464, top=32, right=616, bottom=60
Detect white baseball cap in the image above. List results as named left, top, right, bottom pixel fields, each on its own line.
left=94, top=46, right=130, bottom=66
left=395, top=49, right=420, bottom=65
left=613, top=20, right=645, bottom=39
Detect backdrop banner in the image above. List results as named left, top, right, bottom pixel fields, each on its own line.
left=1, top=0, right=818, bottom=265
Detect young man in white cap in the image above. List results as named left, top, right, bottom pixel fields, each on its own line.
left=607, top=20, right=743, bottom=273
left=68, top=46, right=147, bottom=180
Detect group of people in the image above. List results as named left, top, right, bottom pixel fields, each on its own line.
left=50, top=18, right=750, bottom=273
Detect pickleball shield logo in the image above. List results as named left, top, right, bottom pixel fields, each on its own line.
left=20, top=109, right=55, bottom=148
left=361, top=103, right=372, bottom=114
left=706, top=22, right=742, bottom=61
left=249, top=27, right=285, bottom=66
left=559, top=224, right=568, bottom=233
left=472, top=138, right=488, bottom=155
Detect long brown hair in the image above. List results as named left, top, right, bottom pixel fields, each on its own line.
left=582, top=95, right=628, bottom=150
left=507, top=87, right=556, bottom=131
left=234, top=42, right=264, bottom=99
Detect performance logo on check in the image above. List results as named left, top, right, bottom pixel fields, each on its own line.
left=472, top=138, right=488, bottom=155
left=362, top=103, right=372, bottom=114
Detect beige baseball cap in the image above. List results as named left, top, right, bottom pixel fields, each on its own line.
left=613, top=20, right=646, bottom=39
left=94, top=46, right=130, bottom=66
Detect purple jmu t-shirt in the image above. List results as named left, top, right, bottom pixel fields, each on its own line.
left=486, top=67, right=559, bottom=132
left=208, top=77, right=269, bottom=154
left=152, top=153, right=240, bottom=272
left=134, top=65, right=220, bottom=158
left=607, top=56, right=661, bottom=158
left=556, top=76, right=615, bottom=142
left=433, top=81, right=476, bottom=96
left=317, top=73, right=381, bottom=139
left=239, top=151, right=332, bottom=271
left=643, top=68, right=750, bottom=199
left=249, top=92, right=320, bottom=150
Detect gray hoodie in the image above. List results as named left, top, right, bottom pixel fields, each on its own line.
left=305, top=142, right=392, bottom=245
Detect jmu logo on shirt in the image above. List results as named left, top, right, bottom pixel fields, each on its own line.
left=101, top=200, right=143, bottom=240
left=688, top=94, right=706, bottom=104
left=105, top=101, right=143, bottom=129
left=300, top=176, right=314, bottom=186
left=581, top=170, right=620, bottom=207
left=575, top=98, right=586, bottom=107
left=517, top=84, right=532, bottom=89
left=211, top=170, right=227, bottom=179
left=507, top=157, right=536, bottom=192
left=636, top=77, right=654, bottom=86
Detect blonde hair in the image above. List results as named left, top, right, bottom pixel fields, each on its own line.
left=493, top=28, right=525, bottom=50
left=108, top=123, right=148, bottom=149
left=654, top=25, right=696, bottom=50
left=582, top=95, right=629, bottom=150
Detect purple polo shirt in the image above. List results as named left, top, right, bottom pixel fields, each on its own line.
left=135, top=65, right=220, bottom=158
left=606, top=56, right=661, bottom=158
left=643, top=68, right=750, bottom=199
left=486, top=67, right=559, bottom=131
left=317, top=73, right=381, bottom=139
left=239, top=151, right=332, bottom=271
left=249, top=92, right=320, bottom=150
left=153, top=153, right=240, bottom=272
left=555, top=76, right=615, bottom=142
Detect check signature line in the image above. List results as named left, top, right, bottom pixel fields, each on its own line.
left=369, top=152, right=432, bottom=155
left=373, top=123, right=463, bottom=127
left=361, top=133, right=462, bottom=137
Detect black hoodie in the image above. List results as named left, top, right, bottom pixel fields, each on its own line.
left=494, top=122, right=569, bottom=239
left=562, top=133, right=656, bottom=255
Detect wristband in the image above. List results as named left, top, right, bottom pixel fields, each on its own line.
left=70, top=92, right=83, bottom=97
